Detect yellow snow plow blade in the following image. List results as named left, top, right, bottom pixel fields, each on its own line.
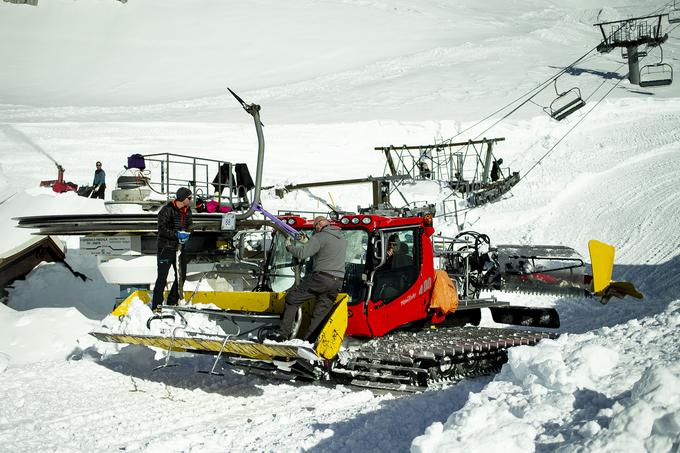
left=97, top=290, right=348, bottom=362
left=111, top=290, right=287, bottom=317
left=90, top=331, right=304, bottom=360
left=315, top=296, right=348, bottom=359
left=588, top=240, right=643, bottom=303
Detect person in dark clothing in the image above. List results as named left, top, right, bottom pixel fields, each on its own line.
left=267, top=216, right=348, bottom=342
left=385, top=234, right=410, bottom=269
left=490, top=158, right=503, bottom=182
left=376, top=234, right=413, bottom=301
left=151, top=187, right=193, bottom=310
left=91, top=161, right=106, bottom=199
left=418, top=161, right=432, bottom=179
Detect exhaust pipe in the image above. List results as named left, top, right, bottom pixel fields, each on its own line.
left=228, top=88, right=265, bottom=221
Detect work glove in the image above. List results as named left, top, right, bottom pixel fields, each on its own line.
left=176, top=230, right=191, bottom=244
left=285, top=236, right=293, bottom=247
left=298, top=233, right=309, bottom=244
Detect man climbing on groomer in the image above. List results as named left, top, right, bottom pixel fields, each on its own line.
left=151, top=187, right=193, bottom=310
left=268, top=216, right=347, bottom=342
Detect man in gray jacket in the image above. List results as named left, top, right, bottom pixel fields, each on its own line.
left=271, top=216, right=347, bottom=342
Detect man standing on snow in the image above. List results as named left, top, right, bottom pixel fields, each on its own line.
left=90, top=161, right=106, bottom=199
left=268, top=216, right=347, bottom=342
left=151, top=187, right=193, bottom=310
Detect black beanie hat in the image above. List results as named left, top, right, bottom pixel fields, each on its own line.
left=176, top=187, right=192, bottom=202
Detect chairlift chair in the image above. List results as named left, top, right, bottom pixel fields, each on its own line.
left=670, top=1, right=680, bottom=24
left=545, top=81, right=586, bottom=121
left=639, top=46, right=673, bottom=87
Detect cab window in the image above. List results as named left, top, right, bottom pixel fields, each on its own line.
left=371, top=228, right=420, bottom=303
left=268, top=228, right=368, bottom=304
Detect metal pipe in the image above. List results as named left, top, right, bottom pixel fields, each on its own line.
left=481, top=141, right=493, bottom=184
left=375, top=137, right=505, bottom=151
left=165, top=154, right=170, bottom=196
left=236, top=102, right=265, bottom=220
left=628, top=45, right=640, bottom=85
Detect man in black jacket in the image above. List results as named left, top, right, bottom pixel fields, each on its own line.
left=151, top=187, right=193, bottom=310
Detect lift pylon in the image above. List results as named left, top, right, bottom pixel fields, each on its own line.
left=594, top=14, right=669, bottom=86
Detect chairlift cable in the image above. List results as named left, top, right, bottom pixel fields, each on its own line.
left=518, top=18, right=680, bottom=183
left=520, top=74, right=628, bottom=181
left=435, top=5, right=676, bottom=216
left=441, top=47, right=598, bottom=145
left=469, top=51, right=600, bottom=141
left=448, top=3, right=674, bottom=144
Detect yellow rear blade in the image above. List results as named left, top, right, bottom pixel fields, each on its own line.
left=588, top=239, right=643, bottom=302
left=315, top=295, right=348, bottom=360
left=588, top=239, right=615, bottom=294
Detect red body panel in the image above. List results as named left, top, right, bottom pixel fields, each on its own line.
left=360, top=232, right=435, bottom=337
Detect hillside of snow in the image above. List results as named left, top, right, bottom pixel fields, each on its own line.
left=1, top=0, right=679, bottom=452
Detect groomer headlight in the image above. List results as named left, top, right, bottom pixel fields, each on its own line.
left=287, top=218, right=296, bottom=225
left=351, top=217, right=360, bottom=224
left=361, top=217, right=371, bottom=224
left=340, top=217, right=350, bottom=225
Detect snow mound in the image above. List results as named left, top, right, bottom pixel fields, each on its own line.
left=0, top=303, right=98, bottom=366
left=412, top=301, right=680, bottom=452
left=96, top=298, right=228, bottom=338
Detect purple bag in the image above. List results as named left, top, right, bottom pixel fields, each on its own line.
left=127, top=154, right=146, bottom=170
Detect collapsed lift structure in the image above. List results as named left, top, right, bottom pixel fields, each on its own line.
left=595, top=14, right=673, bottom=87
left=375, top=137, right=519, bottom=207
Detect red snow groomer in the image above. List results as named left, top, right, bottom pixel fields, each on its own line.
left=40, top=164, right=78, bottom=193
left=92, top=212, right=643, bottom=390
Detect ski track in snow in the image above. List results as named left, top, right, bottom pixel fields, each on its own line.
left=0, top=353, right=491, bottom=452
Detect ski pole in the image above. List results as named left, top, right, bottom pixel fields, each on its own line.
left=251, top=202, right=303, bottom=240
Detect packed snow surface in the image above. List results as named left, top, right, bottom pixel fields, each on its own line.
left=1, top=0, right=679, bottom=452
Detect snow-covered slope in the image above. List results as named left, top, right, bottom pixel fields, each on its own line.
left=0, top=0, right=679, bottom=452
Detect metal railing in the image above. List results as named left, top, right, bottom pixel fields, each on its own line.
left=141, top=152, right=247, bottom=209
